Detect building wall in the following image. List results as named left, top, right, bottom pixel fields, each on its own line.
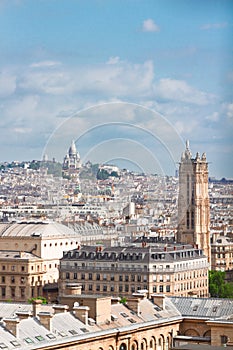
left=0, top=255, right=44, bottom=301
left=177, top=142, right=211, bottom=264
left=59, top=246, right=209, bottom=299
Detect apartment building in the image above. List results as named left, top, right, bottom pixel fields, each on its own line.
left=0, top=221, right=81, bottom=302
left=59, top=244, right=209, bottom=298
left=0, top=251, right=44, bottom=302
left=211, top=235, right=233, bottom=272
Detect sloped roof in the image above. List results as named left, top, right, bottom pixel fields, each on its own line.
left=170, top=296, right=233, bottom=319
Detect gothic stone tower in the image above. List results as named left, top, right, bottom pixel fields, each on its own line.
left=177, top=141, right=211, bottom=264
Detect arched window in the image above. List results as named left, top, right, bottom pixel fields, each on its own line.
left=119, top=343, right=127, bottom=350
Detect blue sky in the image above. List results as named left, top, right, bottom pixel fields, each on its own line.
left=0, top=0, right=232, bottom=177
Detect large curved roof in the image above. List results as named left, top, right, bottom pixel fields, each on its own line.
left=0, top=222, right=78, bottom=238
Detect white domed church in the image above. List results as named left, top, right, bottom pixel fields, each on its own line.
left=62, top=140, right=81, bottom=179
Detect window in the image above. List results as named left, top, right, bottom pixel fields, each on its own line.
left=137, top=275, right=141, bottom=282
left=166, top=285, right=170, bottom=292
left=11, top=266, right=15, bottom=271
left=21, top=266, right=25, bottom=271
left=20, top=277, right=25, bottom=284
left=1, top=287, right=6, bottom=297
left=46, top=334, right=56, bottom=339
left=1, top=276, right=5, bottom=283
left=11, top=276, right=15, bottom=283
left=103, top=285, right=107, bottom=292
left=74, top=273, right=77, bottom=279
left=125, top=275, right=129, bottom=282
left=89, top=273, right=92, bottom=280
left=103, top=274, right=107, bottom=280
left=2, top=266, right=5, bottom=271
left=21, top=288, right=25, bottom=298
left=88, top=284, right=92, bottom=291
left=24, top=338, right=34, bottom=344
left=96, top=285, right=100, bottom=291
left=125, top=285, right=129, bottom=292
left=10, top=340, right=21, bottom=347
left=96, top=274, right=100, bottom=280
left=35, top=335, right=45, bottom=341
left=81, top=273, right=85, bottom=280
left=119, top=285, right=123, bottom=292
left=66, top=273, right=70, bottom=279
left=111, top=274, right=114, bottom=281
left=110, top=285, right=114, bottom=292
left=159, top=285, right=163, bottom=293
left=221, top=336, right=228, bottom=345
left=153, top=286, right=157, bottom=293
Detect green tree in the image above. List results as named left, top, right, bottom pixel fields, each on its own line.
left=209, top=270, right=233, bottom=298
left=28, top=296, right=48, bottom=304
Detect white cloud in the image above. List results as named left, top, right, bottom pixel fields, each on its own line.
left=106, top=56, right=120, bottom=65
left=13, top=127, right=32, bottom=134
left=155, top=78, right=216, bottom=105
left=226, top=103, right=233, bottom=119
left=142, top=19, right=160, bottom=32
left=30, top=60, right=61, bottom=68
left=0, top=71, right=16, bottom=97
left=19, top=59, right=155, bottom=98
left=200, top=22, right=228, bottom=30
left=205, top=112, right=219, bottom=122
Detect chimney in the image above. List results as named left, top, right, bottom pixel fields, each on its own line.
left=53, top=304, right=69, bottom=314
left=38, top=312, right=53, bottom=331
left=73, top=305, right=89, bottom=325
left=32, top=299, right=42, bottom=317
left=4, top=318, right=20, bottom=337
left=111, top=297, right=121, bottom=305
left=126, top=297, right=141, bottom=315
left=66, top=283, right=82, bottom=295
left=16, top=311, right=32, bottom=320
left=133, top=291, right=147, bottom=299
left=151, top=294, right=166, bottom=310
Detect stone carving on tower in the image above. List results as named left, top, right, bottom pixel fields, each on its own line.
left=62, top=140, right=81, bottom=180
left=177, top=141, right=211, bottom=264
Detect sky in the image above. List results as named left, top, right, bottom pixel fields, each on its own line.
left=0, top=0, right=232, bottom=177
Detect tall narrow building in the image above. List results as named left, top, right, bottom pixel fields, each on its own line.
left=177, top=141, right=211, bottom=264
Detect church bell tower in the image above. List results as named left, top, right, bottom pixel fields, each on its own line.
left=177, top=141, right=211, bottom=264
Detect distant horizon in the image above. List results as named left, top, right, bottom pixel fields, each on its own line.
left=1, top=157, right=232, bottom=180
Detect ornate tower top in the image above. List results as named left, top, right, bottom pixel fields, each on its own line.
left=69, top=140, right=77, bottom=156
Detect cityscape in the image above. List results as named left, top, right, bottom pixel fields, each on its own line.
left=0, top=140, right=232, bottom=349
left=0, top=1, right=232, bottom=349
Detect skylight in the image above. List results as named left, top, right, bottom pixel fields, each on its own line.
left=10, top=341, right=20, bottom=348
left=35, top=335, right=45, bottom=342
left=0, top=343, right=8, bottom=350
left=46, top=334, right=56, bottom=339
left=80, top=328, right=89, bottom=333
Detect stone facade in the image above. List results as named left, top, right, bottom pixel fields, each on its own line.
left=177, top=141, right=211, bottom=264
left=59, top=244, right=209, bottom=298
